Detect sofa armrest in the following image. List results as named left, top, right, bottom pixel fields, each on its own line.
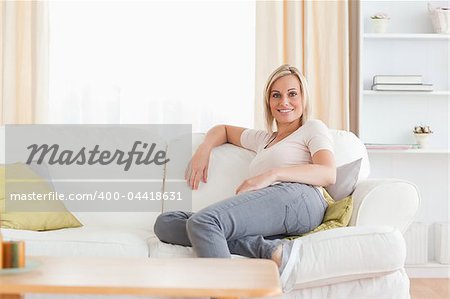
left=350, top=179, right=420, bottom=233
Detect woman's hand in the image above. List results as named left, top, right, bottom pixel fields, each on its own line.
left=185, top=144, right=211, bottom=190
left=235, top=170, right=277, bottom=194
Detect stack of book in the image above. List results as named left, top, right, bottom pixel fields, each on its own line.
left=371, top=75, right=433, bottom=91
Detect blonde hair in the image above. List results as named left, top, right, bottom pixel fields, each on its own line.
left=263, top=64, right=311, bottom=133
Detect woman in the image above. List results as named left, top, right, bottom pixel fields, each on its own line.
left=154, top=64, right=336, bottom=291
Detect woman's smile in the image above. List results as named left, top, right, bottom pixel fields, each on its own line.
left=269, top=75, right=303, bottom=127
left=277, top=108, right=294, bottom=113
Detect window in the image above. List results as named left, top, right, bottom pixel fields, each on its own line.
left=49, top=1, right=255, bottom=132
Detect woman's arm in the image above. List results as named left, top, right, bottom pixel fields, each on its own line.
left=235, top=150, right=336, bottom=194
left=272, top=149, right=336, bottom=186
left=186, top=125, right=246, bottom=190
left=200, top=125, right=246, bottom=151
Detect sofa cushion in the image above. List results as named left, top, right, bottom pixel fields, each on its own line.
left=148, top=226, right=405, bottom=289
left=1, top=226, right=152, bottom=257
left=148, top=235, right=246, bottom=259
left=294, top=226, right=406, bottom=289
left=325, top=158, right=362, bottom=201
left=329, top=130, right=369, bottom=181
left=283, top=190, right=353, bottom=240
left=303, top=191, right=353, bottom=236
left=148, top=235, right=195, bottom=258
left=0, top=163, right=82, bottom=231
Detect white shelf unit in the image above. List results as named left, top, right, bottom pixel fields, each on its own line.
left=363, top=90, right=450, bottom=96
left=368, top=149, right=450, bottom=154
left=359, top=1, right=449, bottom=150
left=364, top=33, right=450, bottom=40
left=360, top=1, right=450, bottom=278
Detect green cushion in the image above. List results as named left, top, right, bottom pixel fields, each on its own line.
left=0, top=163, right=82, bottom=231
left=285, top=188, right=353, bottom=239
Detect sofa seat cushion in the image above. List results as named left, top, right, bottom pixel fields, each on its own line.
left=294, top=226, right=406, bottom=288
left=1, top=226, right=152, bottom=257
left=148, top=235, right=245, bottom=259
left=148, top=226, right=405, bottom=289
left=71, top=212, right=161, bottom=230
left=148, top=235, right=196, bottom=258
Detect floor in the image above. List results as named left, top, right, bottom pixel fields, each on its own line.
left=410, top=279, right=450, bottom=299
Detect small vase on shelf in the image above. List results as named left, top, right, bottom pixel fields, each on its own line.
left=428, top=3, right=450, bottom=34
left=414, top=133, right=431, bottom=149
left=413, top=125, right=433, bottom=149
left=371, top=13, right=390, bottom=33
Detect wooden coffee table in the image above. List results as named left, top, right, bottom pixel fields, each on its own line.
left=0, top=256, right=281, bottom=299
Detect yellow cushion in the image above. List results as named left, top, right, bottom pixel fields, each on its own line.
left=0, top=163, right=82, bottom=231
left=285, top=188, right=353, bottom=239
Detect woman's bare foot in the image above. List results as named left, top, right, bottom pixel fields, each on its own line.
left=270, top=239, right=303, bottom=292
left=271, top=244, right=283, bottom=269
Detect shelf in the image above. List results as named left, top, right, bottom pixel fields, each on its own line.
left=368, top=149, right=450, bottom=154
left=364, top=33, right=450, bottom=40
left=363, top=90, right=450, bottom=96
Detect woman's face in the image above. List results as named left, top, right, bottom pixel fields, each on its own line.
left=269, top=75, right=303, bottom=127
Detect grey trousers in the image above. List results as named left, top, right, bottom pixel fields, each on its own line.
left=154, top=182, right=327, bottom=260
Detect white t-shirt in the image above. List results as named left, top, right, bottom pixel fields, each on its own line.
left=240, top=119, right=334, bottom=181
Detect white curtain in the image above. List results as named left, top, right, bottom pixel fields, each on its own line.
left=255, top=0, right=355, bottom=131
left=254, top=1, right=303, bottom=130
left=304, top=0, right=351, bottom=130
left=48, top=2, right=255, bottom=132
left=0, top=1, right=49, bottom=124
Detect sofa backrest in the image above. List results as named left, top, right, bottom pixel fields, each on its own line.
left=164, top=129, right=370, bottom=213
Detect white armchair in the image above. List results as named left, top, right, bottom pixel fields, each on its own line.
left=151, top=129, right=420, bottom=299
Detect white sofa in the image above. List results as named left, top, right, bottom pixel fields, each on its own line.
left=1, top=129, right=420, bottom=299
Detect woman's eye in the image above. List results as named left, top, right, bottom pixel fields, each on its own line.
left=272, top=93, right=280, bottom=98
left=289, top=92, right=297, bottom=97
